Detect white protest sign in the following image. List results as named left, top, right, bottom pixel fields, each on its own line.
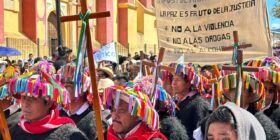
left=155, top=0, right=271, bottom=64
left=94, top=42, right=118, bottom=63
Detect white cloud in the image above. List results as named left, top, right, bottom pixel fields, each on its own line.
left=271, top=23, right=280, bottom=30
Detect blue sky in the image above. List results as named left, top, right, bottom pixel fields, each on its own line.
left=267, top=0, right=280, bottom=29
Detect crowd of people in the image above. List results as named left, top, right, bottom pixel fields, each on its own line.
left=0, top=47, right=280, bottom=140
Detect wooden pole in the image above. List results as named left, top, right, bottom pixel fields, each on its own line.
left=222, top=50, right=259, bottom=107
left=0, top=106, right=11, bottom=140
left=0, top=78, right=11, bottom=140
left=60, top=1, right=110, bottom=139
left=233, top=31, right=239, bottom=44
left=212, top=64, right=221, bottom=78
left=80, top=1, right=105, bottom=139
left=140, top=51, right=147, bottom=76
left=220, top=31, right=258, bottom=107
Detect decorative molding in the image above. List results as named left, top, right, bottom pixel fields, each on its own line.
left=143, top=7, right=155, bottom=16
left=47, top=0, right=54, bottom=15
left=136, top=1, right=155, bottom=16
left=118, top=3, right=137, bottom=10
left=47, top=0, right=67, bottom=16
left=4, top=0, right=15, bottom=11
left=37, top=0, right=46, bottom=19
left=4, top=0, right=20, bottom=12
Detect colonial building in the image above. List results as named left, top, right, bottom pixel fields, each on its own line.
left=0, top=0, right=158, bottom=60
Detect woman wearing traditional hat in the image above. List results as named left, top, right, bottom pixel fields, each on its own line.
left=57, top=63, right=109, bottom=140
left=171, top=64, right=211, bottom=140
left=104, top=86, right=167, bottom=140
left=4, top=73, right=87, bottom=140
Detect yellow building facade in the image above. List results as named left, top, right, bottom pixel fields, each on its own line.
left=0, top=0, right=158, bottom=60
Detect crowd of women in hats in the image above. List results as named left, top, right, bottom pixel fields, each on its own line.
left=0, top=52, right=280, bottom=140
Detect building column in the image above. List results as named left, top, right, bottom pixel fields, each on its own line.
left=118, top=6, right=128, bottom=46
left=96, top=0, right=114, bottom=45
left=22, top=0, right=37, bottom=42
left=117, top=0, right=134, bottom=46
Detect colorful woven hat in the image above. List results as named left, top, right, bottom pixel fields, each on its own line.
left=104, top=85, right=160, bottom=130
left=162, top=63, right=219, bottom=97
left=164, top=63, right=208, bottom=94
left=254, top=66, right=280, bottom=105
left=0, top=66, right=31, bottom=100
left=132, top=76, right=176, bottom=114
left=134, top=75, right=163, bottom=94
left=253, top=67, right=280, bottom=86
left=57, top=63, right=76, bottom=83
left=160, top=69, right=173, bottom=84
left=245, top=57, right=280, bottom=72
left=57, top=63, right=91, bottom=97
left=8, top=71, right=69, bottom=105
left=243, top=57, right=280, bottom=86
left=211, top=72, right=265, bottom=109
left=30, top=61, right=56, bottom=75
left=227, top=58, right=280, bottom=108
left=159, top=63, right=177, bottom=88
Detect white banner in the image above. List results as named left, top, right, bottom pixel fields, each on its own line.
left=94, top=42, right=118, bottom=63
left=155, top=0, right=272, bottom=64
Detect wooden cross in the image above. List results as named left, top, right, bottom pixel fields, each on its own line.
left=203, top=64, right=229, bottom=109
left=222, top=50, right=259, bottom=72
left=205, top=64, right=221, bottom=90
left=140, top=48, right=175, bottom=98
left=222, top=50, right=259, bottom=107
left=222, top=31, right=252, bottom=57
left=203, top=64, right=222, bottom=109
left=60, top=1, right=110, bottom=140
left=221, top=31, right=260, bottom=107
left=141, top=48, right=175, bottom=76
left=212, top=64, right=221, bottom=79
left=140, top=51, right=151, bottom=76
